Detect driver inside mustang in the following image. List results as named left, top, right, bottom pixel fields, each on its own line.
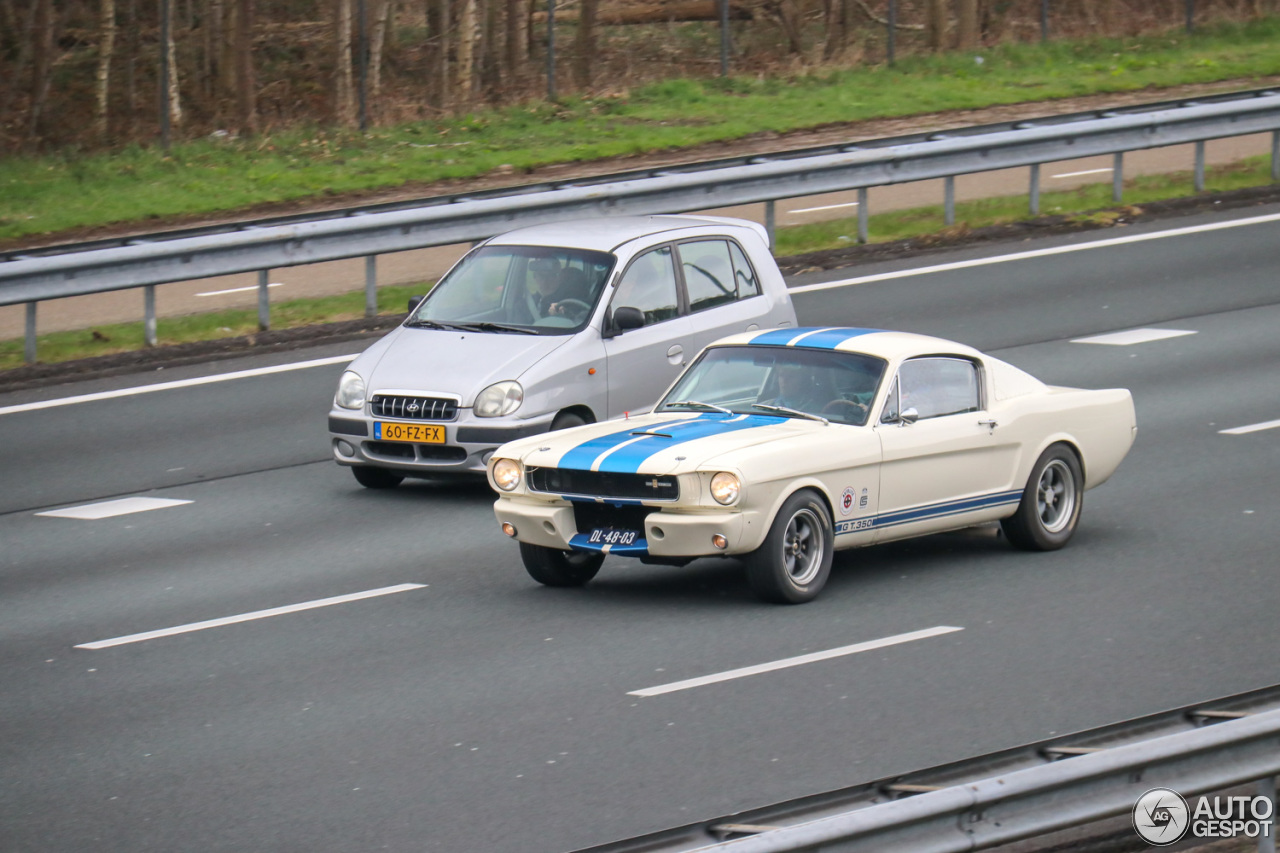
left=528, top=257, right=578, bottom=319
left=763, top=362, right=830, bottom=414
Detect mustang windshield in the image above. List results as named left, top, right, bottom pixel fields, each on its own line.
left=657, top=345, right=887, bottom=426
left=410, top=245, right=615, bottom=335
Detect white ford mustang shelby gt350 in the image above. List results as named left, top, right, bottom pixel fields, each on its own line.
left=488, top=327, right=1137, bottom=603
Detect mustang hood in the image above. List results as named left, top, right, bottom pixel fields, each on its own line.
left=357, top=327, right=571, bottom=404
left=530, top=412, right=816, bottom=475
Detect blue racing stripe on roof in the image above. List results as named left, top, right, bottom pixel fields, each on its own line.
left=747, top=327, right=882, bottom=349
left=556, top=418, right=691, bottom=471
left=596, top=413, right=783, bottom=474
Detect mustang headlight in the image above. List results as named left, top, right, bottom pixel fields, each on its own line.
left=335, top=370, right=367, bottom=410
left=710, top=472, right=741, bottom=506
left=491, top=458, right=523, bottom=491
left=474, top=381, right=523, bottom=418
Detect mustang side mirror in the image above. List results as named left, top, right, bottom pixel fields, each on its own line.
left=899, top=407, right=920, bottom=426
left=604, top=306, right=645, bottom=339
left=407, top=295, right=424, bottom=313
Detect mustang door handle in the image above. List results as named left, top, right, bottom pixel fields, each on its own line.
left=978, top=419, right=999, bottom=429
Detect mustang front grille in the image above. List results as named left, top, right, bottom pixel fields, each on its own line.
left=528, top=468, right=679, bottom=501
left=370, top=395, right=458, bottom=421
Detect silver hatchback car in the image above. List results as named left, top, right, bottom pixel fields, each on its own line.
left=328, top=214, right=797, bottom=487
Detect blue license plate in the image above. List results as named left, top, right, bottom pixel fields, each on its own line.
left=587, top=528, right=639, bottom=547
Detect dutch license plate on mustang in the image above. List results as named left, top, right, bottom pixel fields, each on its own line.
left=374, top=422, right=445, bottom=443
left=588, top=528, right=640, bottom=546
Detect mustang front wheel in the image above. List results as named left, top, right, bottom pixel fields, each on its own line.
left=1001, top=444, right=1083, bottom=551
left=746, top=490, right=834, bottom=604
left=520, top=543, right=605, bottom=587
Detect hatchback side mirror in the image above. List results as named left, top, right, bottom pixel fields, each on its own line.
left=604, top=306, right=645, bottom=338
left=407, top=295, right=424, bottom=313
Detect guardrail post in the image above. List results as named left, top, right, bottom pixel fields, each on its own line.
left=144, top=285, right=157, bottom=346
left=944, top=175, right=956, bottom=226
left=1259, top=777, right=1276, bottom=853
left=258, top=269, right=271, bottom=331
left=857, top=187, right=869, bottom=243
left=1113, top=152, right=1124, bottom=203
left=764, top=200, right=776, bottom=247
left=24, top=303, right=37, bottom=364
left=1029, top=163, right=1041, bottom=215
left=365, top=255, right=378, bottom=317
left=1272, top=131, right=1279, bottom=182
left=1195, top=140, right=1206, bottom=192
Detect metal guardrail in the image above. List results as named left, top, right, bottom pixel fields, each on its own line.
left=3, top=88, right=1280, bottom=362
left=573, top=684, right=1280, bottom=853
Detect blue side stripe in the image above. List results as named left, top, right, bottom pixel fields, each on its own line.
left=596, top=414, right=784, bottom=474
left=833, top=490, right=1023, bottom=536
left=747, top=327, right=882, bottom=349
left=557, top=418, right=691, bottom=471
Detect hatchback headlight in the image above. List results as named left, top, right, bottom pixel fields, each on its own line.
left=710, top=472, right=741, bottom=505
left=491, top=458, right=522, bottom=491
left=474, top=381, right=523, bottom=418
left=335, top=371, right=366, bottom=410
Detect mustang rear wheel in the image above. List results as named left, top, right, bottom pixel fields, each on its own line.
left=745, top=490, right=834, bottom=604
left=520, top=543, right=605, bottom=587
left=351, top=465, right=404, bottom=489
left=1001, top=444, right=1083, bottom=551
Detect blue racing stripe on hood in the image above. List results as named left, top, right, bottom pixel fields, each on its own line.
left=748, top=327, right=882, bottom=349
left=595, top=413, right=785, bottom=474
left=556, top=418, right=691, bottom=471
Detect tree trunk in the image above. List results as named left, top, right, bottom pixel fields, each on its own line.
left=95, top=0, right=117, bottom=139
left=573, top=0, right=598, bottom=88
left=479, top=0, right=501, bottom=98
left=369, top=0, right=391, bottom=103
left=28, top=0, right=55, bottom=141
left=505, top=0, right=524, bottom=76
left=426, top=0, right=449, bottom=109
left=457, top=0, right=476, bottom=103
left=925, top=0, right=947, bottom=51
left=955, top=0, right=978, bottom=49
left=165, top=0, right=184, bottom=128
left=235, top=0, right=256, bottom=133
left=335, top=0, right=356, bottom=125
left=822, top=0, right=850, bottom=60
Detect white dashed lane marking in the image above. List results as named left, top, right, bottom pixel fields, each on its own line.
left=36, top=497, right=193, bottom=520
left=1071, top=328, right=1197, bottom=346
left=76, top=583, right=427, bottom=649
left=628, top=626, right=963, bottom=697
left=1220, top=419, right=1280, bottom=435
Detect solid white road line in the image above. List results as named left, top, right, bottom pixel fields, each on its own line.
left=791, top=201, right=860, bottom=215
left=789, top=212, right=1280, bottom=294
left=0, top=353, right=358, bottom=417
left=1052, top=168, right=1114, bottom=179
left=627, top=625, right=963, bottom=697
left=1220, top=419, right=1280, bottom=435
left=36, top=497, right=192, bottom=520
left=197, top=282, right=284, bottom=297
left=1071, top=328, right=1197, bottom=346
left=75, top=583, right=426, bottom=650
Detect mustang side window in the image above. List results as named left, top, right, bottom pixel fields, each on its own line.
left=612, top=246, right=680, bottom=325
left=896, top=357, right=981, bottom=419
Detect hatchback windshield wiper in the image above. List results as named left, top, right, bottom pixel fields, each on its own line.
left=450, top=321, right=538, bottom=335
left=404, top=318, right=469, bottom=331
left=752, top=403, right=829, bottom=425
left=664, top=400, right=733, bottom=415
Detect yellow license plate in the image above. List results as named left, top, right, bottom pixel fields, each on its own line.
left=374, top=422, right=445, bottom=444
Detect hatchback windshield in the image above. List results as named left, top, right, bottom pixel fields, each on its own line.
left=657, top=345, right=887, bottom=426
left=410, top=245, right=615, bottom=334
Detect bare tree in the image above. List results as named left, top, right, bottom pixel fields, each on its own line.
left=335, top=0, right=356, bottom=125
left=95, top=0, right=118, bottom=138
left=457, top=0, right=476, bottom=102
left=505, top=0, right=524, bottom=77
left=369, top=0, right=393, bottom=109
left=956, top=0, right=978, bottom=49
left=28, top=0, right=55, bottom=141
left=573, top=0, right=598, bottom=88
left=164, top=0, right=184, bottom=129
left=823, top=0, right=852, bottom=60
left=925, top=0, right=947, bottom=51
left=235, top=0, right=256, bottom=133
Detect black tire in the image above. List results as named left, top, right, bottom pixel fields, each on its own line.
left=1001, top=444, right=1083, bottom=551
left=550, top=411, right=588, bottom=431
left=351, top=465, right=404, bottom=489
left=519, top=543, right=605, bottom=587
left=745, top=490, right=834, bottom=604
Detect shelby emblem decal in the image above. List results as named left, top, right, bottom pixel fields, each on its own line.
left=840, top=487, right=857, bottom=516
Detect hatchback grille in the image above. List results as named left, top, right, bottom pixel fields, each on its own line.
left=370, top=395, right=457, bottom=421
left=528, top=468, right=679, bottom=501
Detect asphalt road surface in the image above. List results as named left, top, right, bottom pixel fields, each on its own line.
left=2, top=204, right=1278, bottom=852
